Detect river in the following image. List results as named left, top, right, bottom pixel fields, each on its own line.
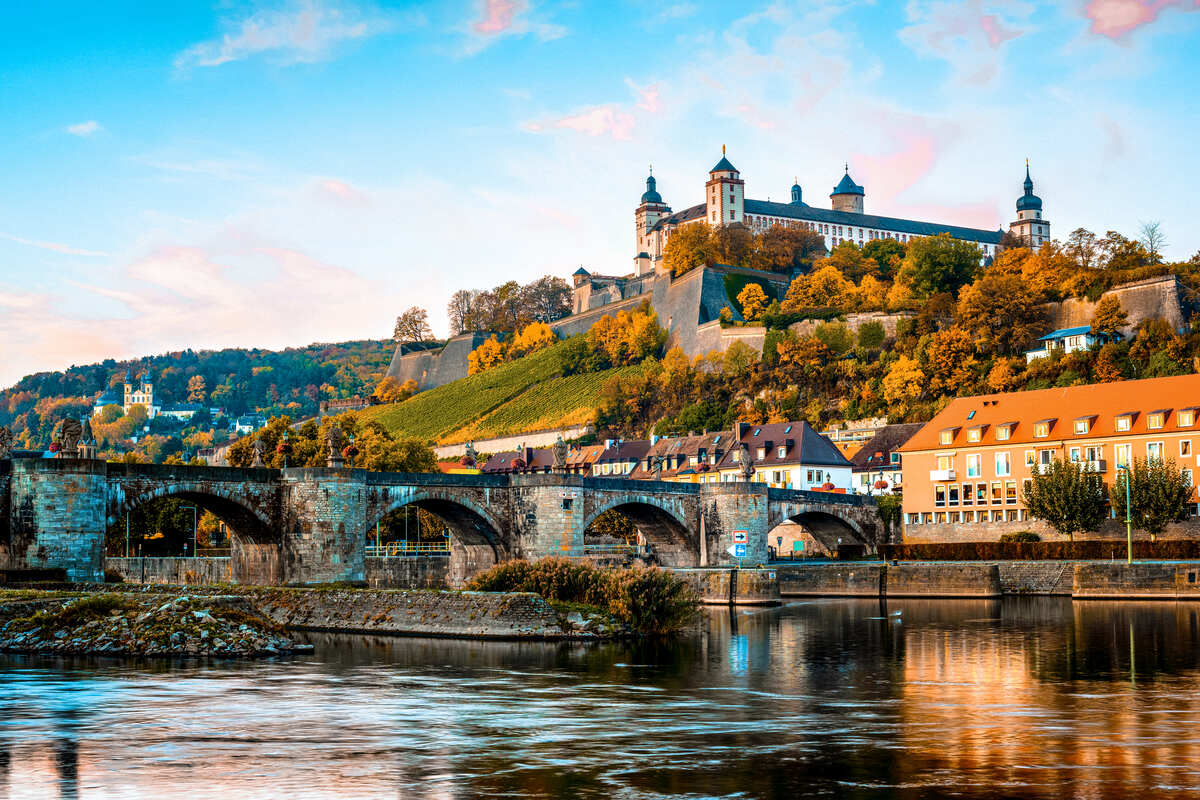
left=2, top=597, right=1200, bottom=799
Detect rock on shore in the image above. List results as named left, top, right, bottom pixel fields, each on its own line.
left=0, top=594, right=313, bottom=658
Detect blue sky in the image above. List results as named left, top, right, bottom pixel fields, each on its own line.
left=2, top=0, right=1199, bottom=388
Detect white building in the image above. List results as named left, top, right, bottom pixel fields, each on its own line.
left=633, top=150, right=1051, bottom=275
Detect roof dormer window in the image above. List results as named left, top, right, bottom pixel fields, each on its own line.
left=1147, top=411, right=1167, bottom=430
left=1033, top=419, right=1055, bottom=438
left=1115, top=414, right=1132, bottom=432
left=1180, top=409, right=1197, bottom=427
left=995, top=423, right=1014, bottom=441
left=1073, top=416, right=1095, bottom=435
left=939, top=427, right=959, bottom=446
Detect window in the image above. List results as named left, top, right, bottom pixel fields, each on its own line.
left=995, top=452, right=1011, bottom=476
left=561, top=498, right=574, bottom=510
left=777, top=446, right=786, bottom=458
left=1184, top=469, right=1194, bottom=488
left=1115, top=443, right=1131, bottom=468
left=1069, top=447, right=1081, bottom=462
left=1180, top=410, right=1196, bottom=427
left=1024, top=450, right=1036, bottom=467
left=976, top=483, right=988, bottom=504
left=1005, top=480, right=1018, bottom=505
left=1022, top=478, right=1033, bottom=498
left=991, top=482, right=1003, bottom=503
left=934, top=485, right=946, bottom=507
left=1086, top=445, right=1102, bottom=462
left=1073, top=418, right=1090, bottom=435
left=937, top=454, right=953, bottom=471
left=939, top=429, right=955, bottom=445
left=961, top=484, right=973, bottom=506
left=1148, top=442, right=1164, bottom=462
left=1039, top=449, right=1054, bottom=466
left=948, top=485, right=959, bottom=506
left=1148, top=412, right=1165, bottom=430
left=806, top=469, right=814, bottom=483
left=1115, top=415, right=1131, bottom=432
left=1183, top=440, right=1193, bottom=457
left=756, top=447, right=765, bottom=461
left=996, top=425, right=1012, bottom=441
left=1033, top=421, right=1050, bottom=438
left=890, top=452, right=900, bottom=464
left=966, top=454, right=981, bottom=478
left=967, top=427, right=981, bottom=443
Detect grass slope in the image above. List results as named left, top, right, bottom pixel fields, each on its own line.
left=359, top=342, right=630, bottom=444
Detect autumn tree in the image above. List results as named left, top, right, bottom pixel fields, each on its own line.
left=737, top=283, right=769, bottom=321
left=956, top=273, right=1046, bottom=356
left=901, top=234, right=982, bottom=296
left=1064, top=228, right=1100, bottom=269
left=523, top=276, right=572, bottom=323
left=393, top=306, right=433, bottom=345
left=1098, top=231, right=1151, bottom=270
left=820, top=242, right=876, bottom=282
left=882, top=355, right=925, bottom=406
left=709, top=224, right=755, bottom=267
left=782, top=265, right=852, bottom=310
left=467, top=335, right=506, bottom=375
left=373, top=375, right=418, bottom=404
left=1090, top=294, right=1128, bottom=339
left=754, top=225, right=826, bottom=272
left=922, top=326, right=978, bottom=395
left=186, top=375, right=207, bottom=403
left=663, top=222, right=713, bottom=277
left=1023, top=458, right=1107, bottom=541
left=1138, top=220, right=1166, bottom=262
left=447, top=289, right=478, bottom=335
left=508, top=321, right=556, bottom=357
left=1110, top=456, right=1193, bottom=541
left=861, top=238, right=905, bottom=278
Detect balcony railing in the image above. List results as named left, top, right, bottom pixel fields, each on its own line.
left=929, top=469, right=956, bottom=481
left=365, top=541, right=451, bottom=558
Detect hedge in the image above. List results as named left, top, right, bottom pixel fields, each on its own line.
left=880, top=540, right=1200, bottom=561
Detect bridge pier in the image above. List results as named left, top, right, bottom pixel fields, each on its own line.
left=282, top=469, right=366, bottom=585
left=699, top=484, right=771, bottom=566
left=4, top=459, right=107, bottom=582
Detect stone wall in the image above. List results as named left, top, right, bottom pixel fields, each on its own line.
left=996, top=562, right=1074, bottom=594
left=5, top=459, right=107, bottom=582
left=254, top=588, right=570, bottom=639
left=1043, top=275, right=1190, bottom=336
left=671, top=568, right=782, bottom=605
left=433, top=424, right=593, bottom=457
left=385, top=332, right=495, bottom=392
left=789, top=311, right=914, bottom=340
left=1073, top=562, right=1200, bottom=598
left=106, top=556, right=233, bottom=585
left=903, top=517, right=1200, bottom=544
left=282, top=470, right=366, bottom=584
left=777, top=563, right=883, bottom=596
left=364, top=556, right=450, bottom=589
left=886, top=563, right=1001, bottom=597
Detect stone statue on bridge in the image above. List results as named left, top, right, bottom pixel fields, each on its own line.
left=0, top=425, right=12, bottom=459
left=326, top=426, right=346, bottom=468
left=251, top=439, right=266, bottom=468
left=738, top=441, right=755, bottom=482
left=463, top=441, right=478, bottom=468
left=552, top=435, right=568, bottom=472
left=59, top=418, right=83, bottom=459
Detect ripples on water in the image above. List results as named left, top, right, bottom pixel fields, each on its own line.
left=3, top=597, right=1200, bottom=799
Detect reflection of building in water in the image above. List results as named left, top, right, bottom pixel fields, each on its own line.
left=897, top=600, right=1200, bottom=796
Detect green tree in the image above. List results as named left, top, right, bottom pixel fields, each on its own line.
left=754, top=225, right=826, bottom=272
left=393, top=306, right=433, bottom=344
left=901, top=233, right=983, bottom=296
left=1109, top=456, right=1193, bottom=541
left=875, top=494, right=902, bottom=542
left=861, top=238, right=905, bottom=278
left=820, top=242, right=876, bottom=282
left=857, top=321, right=885, bottom=349
left=1023, top=459, right=1107, bottom=541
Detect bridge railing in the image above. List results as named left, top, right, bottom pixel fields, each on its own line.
left=365, top=541, right=451, bottom=559
left=567, top=543, right=650, bottom=558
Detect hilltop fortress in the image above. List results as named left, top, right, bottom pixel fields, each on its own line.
left=389, top=150, right=1175, bottom=392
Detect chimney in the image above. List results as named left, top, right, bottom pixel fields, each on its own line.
left=733, top=421, right=749, bottom=440
left=651, top=434, right=660, bottom=445
left=605, top=439, right=614, bottom=451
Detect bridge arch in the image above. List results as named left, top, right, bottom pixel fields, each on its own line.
left=106, top=481, right=282, bottom=583
left=768, top=503, right=869, bottom=558
left=365, top=487, right=508, bottom=585
left=582, top=495, right=697, bottom=567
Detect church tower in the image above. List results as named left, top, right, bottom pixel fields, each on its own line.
left=705, top=147, right=744, bottom=226
left=1008, top=161, right=1049, bottom=251
left=634, top=168, right=670, bottom=276
left=830, top=165, right=865, bottom=213
left=791, top=178, right=803, bottom=205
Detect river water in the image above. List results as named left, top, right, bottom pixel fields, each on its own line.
left=2, top=597, right=1200, bottom=799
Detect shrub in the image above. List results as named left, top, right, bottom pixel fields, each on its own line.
left=998, top=531, right=1040, bottom=543
left=104, top=568, right=125, bottom=583
left=465, top=558, right=697, bottom=635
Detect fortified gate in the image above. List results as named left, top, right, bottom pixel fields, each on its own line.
left=0, top=459, right=878, bottom=584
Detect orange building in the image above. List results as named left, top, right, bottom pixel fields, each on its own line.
left=898, top=374, right=1200, bottom=539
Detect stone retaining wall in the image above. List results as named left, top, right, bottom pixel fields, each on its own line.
left=105, top=557, right=233, bottom=585
left=364, top=557, right=450, bottom=589
left=885, top=563, right=1001, bottom=597
left=777, top=564, right=883, bottom=596
left=253, top=588, right=572, bottom=639
left=671, top=568, right=781, bottom=605
left=996, top=562, right=1074, bottom=595
left=1073, top=562, right=1200, bottom=599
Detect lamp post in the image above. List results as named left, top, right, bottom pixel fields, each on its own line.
left=282, top=429, right=290, bottom=469
left=1116, top=463, right=1132, bottom=564
left=180, top=505, right=198, bottom=559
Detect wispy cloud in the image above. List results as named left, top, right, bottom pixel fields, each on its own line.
left=0, top=231, right=111, bottom=258
left=175, top=1, right=403, bottom=69
left=461, top=0, right=566, bottom=55
left=899, top=0, right=1032, bottom=85
left=65, top=120, right=101, bottom=137
left=1083, top=0, right=1200, bottom=39
left=524, top=78, right=660, bottom=140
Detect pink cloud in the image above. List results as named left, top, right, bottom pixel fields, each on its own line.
left=1083, top=0, right=1199, bottom=38
left=899, top=0, right=1029, bottom=85
left=552, top=106, right=636, bottom=140
left=852, top=132, right=942, bottom=208
left=473, top=0, right=522, bottom=34
left=626, top=79, right=662, bottom=113
left=315, top=178, right=369, bottom=205
left=0, top=231, right=111, bottom=257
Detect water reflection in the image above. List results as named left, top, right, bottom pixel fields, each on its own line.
left=2, top=599, right=1200, bottom=798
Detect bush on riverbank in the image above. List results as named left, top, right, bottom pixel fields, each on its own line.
left=465, top=559, right=697, bottom=635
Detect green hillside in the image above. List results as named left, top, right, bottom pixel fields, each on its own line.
left=359, top=341, right=631, bottom=444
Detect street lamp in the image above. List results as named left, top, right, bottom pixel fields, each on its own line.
left=180, top=505, right=198, bottom=559
left=282, top=429, right=290, bottom=469
left=1116, top=464, right=1132, bottom=564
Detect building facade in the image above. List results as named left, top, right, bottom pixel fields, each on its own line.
left=898, top=374, right=1200, bottom=535
left=634, top=151, right=1049, bottom=274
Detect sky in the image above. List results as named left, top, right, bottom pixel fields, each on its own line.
left=2, top=0, right=1199, bottom=389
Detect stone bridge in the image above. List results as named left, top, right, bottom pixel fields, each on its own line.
left=0, top=458, right=879, bottom=584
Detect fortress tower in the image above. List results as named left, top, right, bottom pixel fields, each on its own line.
left=633, top=168, right=671, bottom=276
left=830, top=165, right=865, bottom=214
left=705, top=146, right=744, bottom=226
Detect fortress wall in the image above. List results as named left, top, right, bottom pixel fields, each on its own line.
left=385, top=332, right=493, bottom=391
left=789, top=311, right=913, bottom=339
left=1043, top=275, right=1188, bottom=336
left=551, top=293, right=649, bottom=338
